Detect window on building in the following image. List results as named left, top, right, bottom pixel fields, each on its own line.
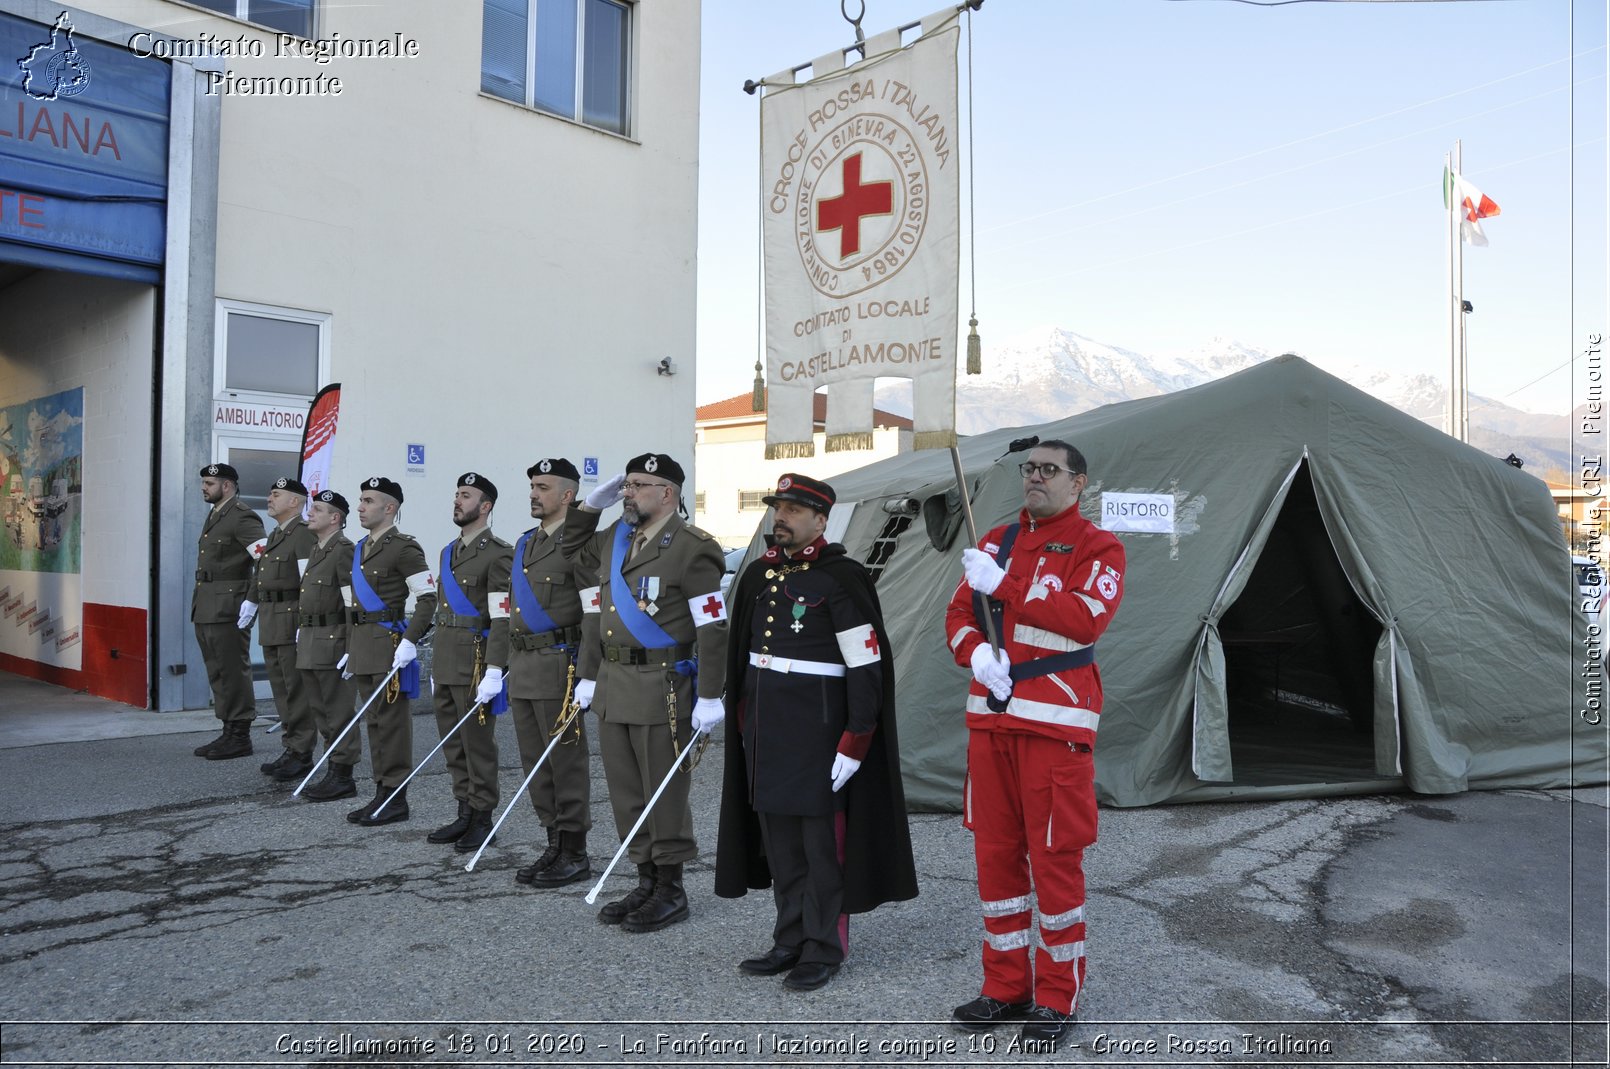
left=186, top=0, right=316, bottom=37
left=215, top=301, right=330, bottom=401
left=865, top=515, right=914, bottom=583
left=693, top=491, right=706, bottom=512
left=482, top=0, right=632, bottom=135
left=738, top=491, right=768, bottom=511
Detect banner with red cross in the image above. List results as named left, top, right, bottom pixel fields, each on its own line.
left=759, top=10, right=961, bottom=458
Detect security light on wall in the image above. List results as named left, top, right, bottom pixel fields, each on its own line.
left=657, top=357, right=676, bottom=376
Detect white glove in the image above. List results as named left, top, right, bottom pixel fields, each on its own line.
left=830, top=752, right=862, bottom=792
left=585, top=472, right=626, bottom=510
left=475, top=666, right=505, bottom=706
left=692, top=696, right=725, bottom=734
left=970, top=643, right=1013, bottom=701
left=392, top=638, right=417, bottom=670
left=236, top=601, right=258, bottom=630
left=962, top=548, right=1006, bottom=597
left=337, top=653, right=351, bottom=680
left=573, top=678, right=596, bottom=709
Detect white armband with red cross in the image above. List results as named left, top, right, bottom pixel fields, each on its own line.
left=836, top=623, right=881, bottom=668
left=489, top=591, right=510, bottom=620
left=405, top=570, right=434, bottom=598
left=246, top=538, right=267, bottom=561
left=688, top=590, right=727, bottom=627
left=580, top=586, right=601, bottom=614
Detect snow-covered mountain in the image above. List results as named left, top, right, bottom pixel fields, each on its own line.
left=870, top=327, right=1573, bottom=476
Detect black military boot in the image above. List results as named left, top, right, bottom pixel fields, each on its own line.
left=516, top=827, right=561, bottom=885
left=530, top=831, right=590, bottom=888
left=204, top=720, right=253, bottom=760
left=347, top=783, right=386, bottom=823
left=357, top=785, right=408, bottom=826
left=454, top=808, right=496, bottom=853
left=598, top=862, right=656, bottom=925
left=193, top=725, right=231, bottom=757
left=259, top=748, right=293, bottom=775
left=621, top=862, right=689, bottom=933
left=263, top=749, right=313, bottom=781
left=301, top=762, right=357, bottom=802
left=427, top=799, right=472, bottom=844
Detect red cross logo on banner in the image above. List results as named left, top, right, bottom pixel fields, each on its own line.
left=701, top=595, right=723, bottom=618
left=817, top=152, right=892, bottom=258
left=865, top=631, right=880, bottom=657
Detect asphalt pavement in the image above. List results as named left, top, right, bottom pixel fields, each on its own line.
left=0, top=674, right=1604, bottom=1067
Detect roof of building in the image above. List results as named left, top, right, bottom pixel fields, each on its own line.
left=695, top=390, right=914, bottom=430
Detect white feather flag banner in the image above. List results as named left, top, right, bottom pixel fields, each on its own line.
left=761, top=12, right=960, bottom=457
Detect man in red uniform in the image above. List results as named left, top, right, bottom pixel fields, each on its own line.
left=944, top=440, right=1125, bottom=1045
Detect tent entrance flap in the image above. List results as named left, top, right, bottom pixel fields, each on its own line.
left=1219, top=462, right=1382, bottom=786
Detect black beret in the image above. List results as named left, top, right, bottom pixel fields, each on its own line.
left=764, top=472, right=836, bottom=514
left=313, top=489, right=350, bottom=514
left=625, top=452, right=685, bottom=487
left=457, top=471, right=497, bottom=502
left=199, top=463, right=239, bottom=482
left=269, top=476, right=309, bottom=496
left=526, top=457, right=581, bottom=482
left=360, top=475, right=404, bottom=504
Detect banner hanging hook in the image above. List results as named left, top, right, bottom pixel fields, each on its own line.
left=840, top=0, right=866, bottom=44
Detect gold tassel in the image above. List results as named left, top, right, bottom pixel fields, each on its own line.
left=826, top=431, right=875, bottom=453
left=765, top=440, right=816, bottom=460
left=913, top=430, right=959, bottom=451
left=966, top=315, right=981, bottom=375
left=752, top=360, right=765, bottom=412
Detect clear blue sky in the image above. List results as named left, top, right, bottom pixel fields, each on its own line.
left=695, top=0, right=1606, bottom=415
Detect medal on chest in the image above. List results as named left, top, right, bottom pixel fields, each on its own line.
left=790, top=600, right=806, bottom=633
left=637, top=575, right=661, bottom=615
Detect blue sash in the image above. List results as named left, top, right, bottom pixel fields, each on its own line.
left=439, top=542, right=508, bottom=715
left=351, top=537, right=420, bottom=698
left=610, top=522, right=678, bottom=650
left=510, top=529, right=562, bottom=638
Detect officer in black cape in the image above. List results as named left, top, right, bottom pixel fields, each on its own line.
left=714, top=472, right=918, bottom=992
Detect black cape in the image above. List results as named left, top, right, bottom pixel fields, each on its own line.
left=713, top=544, right=919, bottom=912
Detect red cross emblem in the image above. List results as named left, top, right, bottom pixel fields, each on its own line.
left=701, top=595, right=723, bottom=617
left=864, top=631, right=880, bottom=657
left=496, top=594, right=510, bottom=614
left=588, top=590, right=601, bottom=610
left=817, top=152, right=892, bottom=258
left=425, top=575, right=435, bottom=587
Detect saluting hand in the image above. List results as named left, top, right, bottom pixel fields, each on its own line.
left=585, top=473, right=626, bottom=510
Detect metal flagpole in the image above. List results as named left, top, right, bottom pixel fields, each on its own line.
left=948, top=446, right=1001, bottom=654
left=292, top=664, right=399, bottom=796
left=464, top=702, right=582, bottom=873
left=372, top=700, right=483, bottom=818
left=584, top=729, right=706, bottom=904
left=1453, top=139, right=1468, bottom=442
left=1445, top=149, right=1458, bottom=438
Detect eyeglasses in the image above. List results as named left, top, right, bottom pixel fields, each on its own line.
left=623, top=480, right=671, bottom=493
left=1019, top=462, right=1074, bottom=480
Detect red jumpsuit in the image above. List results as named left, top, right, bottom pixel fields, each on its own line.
left=944, top=501, right=1125, bottom=1015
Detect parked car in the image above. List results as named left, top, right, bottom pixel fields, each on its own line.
left=720, top=546, right=749, bottom=596
left=1575, top=555, right=1604, bottom=623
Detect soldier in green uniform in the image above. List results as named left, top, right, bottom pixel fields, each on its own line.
left=244, top=476, right=320, bottom=781
left=191, top=462, right=267, bottom=761
left=426, top=472, right=514, bottom=853
left=564, top=453, right=728, bottom=933
left=344, top=476, right=436, bottom=826
left=296, top=490, right=362, bottom=802
left=500, top=458, right=598, bottom=887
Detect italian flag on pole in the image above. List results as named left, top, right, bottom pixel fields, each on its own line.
left=1443, top=167, right=1501, bottom=246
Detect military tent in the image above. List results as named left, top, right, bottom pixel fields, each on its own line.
left=740, top=356, right=1607, bottom=809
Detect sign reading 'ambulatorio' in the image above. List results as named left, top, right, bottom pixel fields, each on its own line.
left=760, top=14, right=961, bottom=457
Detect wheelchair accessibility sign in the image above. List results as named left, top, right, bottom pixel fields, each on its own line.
left=406, top=443, right=426, bottom=477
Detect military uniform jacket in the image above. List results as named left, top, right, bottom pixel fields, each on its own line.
left=346, top=527, right=436, bottom=676
left=251, top=518, right=319, bottom=647
left=562, top=508, right=728, bottom=723
left=192, top=495, right=267, bottom=624
left=295, top=533, right=355, bottom=671
left=433, top=529, right=513, bottom=686
left=500, top=514, right=596, bottom=701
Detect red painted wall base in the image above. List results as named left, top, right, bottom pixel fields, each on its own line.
left=0, top=603, right=149, bottom=708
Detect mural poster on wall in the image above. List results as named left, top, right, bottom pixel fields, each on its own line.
left=0, top=387, right=84, bottom=670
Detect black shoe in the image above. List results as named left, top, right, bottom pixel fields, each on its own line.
left=346, top=784, right=385, bottom=824
left=516, top=828, right=562, bottom=885
left=453, top=808, right=496, bottom=853
left=204, top=720, right=253, bottom=760
left=621, top=863, right=689, bottom=933
left=301, top=763, right=357, bottom=802
left=739, top=946, right=801, bottom=976
left=952, top=996, right=1034, bottom=1032
left=1019, top=1006, right=1075, bottom=1044
left=530, top=831, right=589, bottom=887
left=783, top=962, right=839, bottom=991
left=357, top=785, right=408, bottom=826
left=269, top=750, right=314, bottom=782
left=193, top=726, right=230, bottom=757
left=598, top=862, right=656, bottom=925
left=259, top=748, right=294, bottom=775
left=427, top=799, right=472, bottom=844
